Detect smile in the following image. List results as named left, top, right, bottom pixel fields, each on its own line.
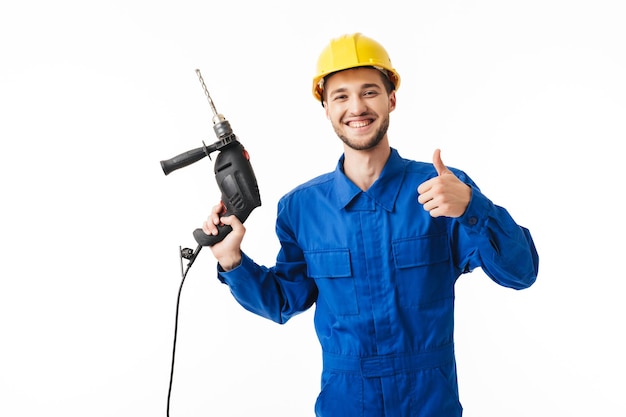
left=347, top=120, right=373, bottom=128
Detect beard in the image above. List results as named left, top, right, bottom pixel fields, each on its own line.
left=333, top=115, right=390, bottom=151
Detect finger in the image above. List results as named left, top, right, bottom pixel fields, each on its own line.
left=433, top=148, right=451, bottom=176
left=210, top=202, right=227, bottom=224
left=417, top=187, right=431, bottom=204
left=202, top=220, right=215, bottom=235
left=219, top=213, right=241, bottom=229
left=417, top=177, right=434, bottom=196
left=202, top=202, right=227, bottom=235
left=212, top=201, right=227, bottom=215
left=219, top=214, right=246, bottom=238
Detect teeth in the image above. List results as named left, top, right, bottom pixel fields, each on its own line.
left=349, top=120, right=370, bottom=128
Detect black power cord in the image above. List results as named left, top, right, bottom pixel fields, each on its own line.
left=167, top=245, right=201, bottom=417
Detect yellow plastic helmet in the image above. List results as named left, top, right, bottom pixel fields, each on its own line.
left=312, top=33, right=401, bottom=102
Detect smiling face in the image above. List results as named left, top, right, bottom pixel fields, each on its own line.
left=323, top=67, right=397, bottom=151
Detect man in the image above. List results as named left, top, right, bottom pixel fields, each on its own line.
left=202, top=33, right=539, bottom=417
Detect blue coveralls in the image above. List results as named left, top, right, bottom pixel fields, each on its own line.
left=217, top=148, right=539, bottom=416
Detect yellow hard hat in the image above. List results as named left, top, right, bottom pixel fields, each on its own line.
left=312, top=33, right=401, bottom=102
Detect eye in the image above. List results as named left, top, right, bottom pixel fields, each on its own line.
left=332, top=94, right=348, bottom=101
left=363, top=90, right=379, bottom=97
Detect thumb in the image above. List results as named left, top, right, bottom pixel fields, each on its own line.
left=433, top=148, right=451, bottom=176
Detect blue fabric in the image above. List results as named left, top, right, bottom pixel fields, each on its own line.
left=218, top=148, right=539, bottom=417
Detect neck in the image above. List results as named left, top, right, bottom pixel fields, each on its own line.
left=342, top=142, right=391, bottom=191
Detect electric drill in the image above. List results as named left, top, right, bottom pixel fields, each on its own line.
left=160, top=70, right=261, bottom=247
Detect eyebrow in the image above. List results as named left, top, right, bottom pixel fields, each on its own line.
left=329, top=83, right=382, bottom=96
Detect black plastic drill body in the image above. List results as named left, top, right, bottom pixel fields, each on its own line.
left=195, top=136, right=261, bottom=246
left=160, top=119, right=261, bottom=247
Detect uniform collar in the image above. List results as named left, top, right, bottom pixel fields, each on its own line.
left=333, top=148, right=406, bottom=212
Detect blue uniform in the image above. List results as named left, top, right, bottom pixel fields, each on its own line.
left=217, top=148, right=539, bottom=416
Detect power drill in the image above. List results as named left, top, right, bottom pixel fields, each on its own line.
left=160, top=69, right=261, bottom=249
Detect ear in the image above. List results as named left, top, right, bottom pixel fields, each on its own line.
left=388, top=90, right=397, bottom=112
left=323, top=101, right=330, bottom=119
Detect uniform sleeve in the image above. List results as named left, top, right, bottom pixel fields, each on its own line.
left=454, top=185, right=539, bottom=290
left=216, top=199, right=318, bottom=324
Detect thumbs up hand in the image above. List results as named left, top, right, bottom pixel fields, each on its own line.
left=417, top=149, right=472, bottom=218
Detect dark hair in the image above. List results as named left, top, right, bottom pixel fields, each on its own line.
left=379, top=70, right=396, bottom=94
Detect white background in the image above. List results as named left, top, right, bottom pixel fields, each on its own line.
left=1, top=1, right=624, bottom=416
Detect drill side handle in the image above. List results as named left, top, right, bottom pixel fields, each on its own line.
left=160, top=146, right=208, bottom=176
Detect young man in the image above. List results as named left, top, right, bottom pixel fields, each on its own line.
left=202, top=33, right=539, bottom=417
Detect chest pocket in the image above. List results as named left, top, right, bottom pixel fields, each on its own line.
left=392, top=234, right=452, bottom=308
left=304, top=249, right=358, bottom=315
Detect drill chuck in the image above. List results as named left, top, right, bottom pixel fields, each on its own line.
left=213, top=119, right=234, bottom=140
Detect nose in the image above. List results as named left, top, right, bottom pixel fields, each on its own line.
left=347, top=94, right=368, bottom=115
